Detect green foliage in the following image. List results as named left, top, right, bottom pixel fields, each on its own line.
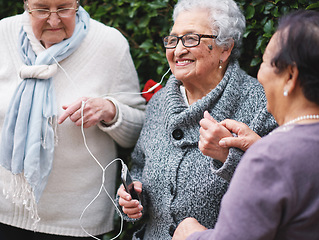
left=82, top=0, right=319, bottom=83
left=82, top=0, right=178, bottom=87
left=1, top=0, right=319, bottom=239
left=1, top=0, right=318, bottom=83
left=0, top=1, right=24, bottom=19
left=237, top=0, right=319, bottom=76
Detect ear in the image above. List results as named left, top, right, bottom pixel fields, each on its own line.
left=220, top=39, right=234, bottom=62
left=284, top=64, right=299, bottom=94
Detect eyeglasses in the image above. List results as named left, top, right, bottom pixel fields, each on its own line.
left=163, top=33, right=217, bottom=49
left=26, top=1, right=79, bottom=19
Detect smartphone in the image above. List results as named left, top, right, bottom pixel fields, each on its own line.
left=121, top=163, right=140, bottom=201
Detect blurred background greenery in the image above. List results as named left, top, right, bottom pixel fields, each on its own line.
left=1, top=0, right=318, bottom=239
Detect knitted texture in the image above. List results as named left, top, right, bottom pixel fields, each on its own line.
left=127, top=61, right=277, bottom=240
left=0, top=14, right=145, bottom=236
left=189, top=123, right=319, bottom=240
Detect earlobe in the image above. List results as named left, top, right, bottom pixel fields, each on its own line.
left=284, top=65, right=299, bottom=95
left=220, top=40, right=234, bottom=63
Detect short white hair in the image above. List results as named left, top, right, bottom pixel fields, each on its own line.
left=173, top=0, right=246, bottom=61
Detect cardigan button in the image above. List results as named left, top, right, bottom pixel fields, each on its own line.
left=169, top=224, right=176, bottom=236
left=172, top=129, right=184, bottom=140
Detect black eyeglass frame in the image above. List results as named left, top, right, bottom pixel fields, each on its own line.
left=163, top=33, right=217, bottom=49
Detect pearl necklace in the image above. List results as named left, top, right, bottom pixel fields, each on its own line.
left=284, top=114, right=319, bottom=126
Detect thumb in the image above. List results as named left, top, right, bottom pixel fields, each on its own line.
left=219, top=136, right=241, bottom=149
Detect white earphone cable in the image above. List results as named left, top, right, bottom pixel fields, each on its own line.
left=48, top=49, right=170, bottom=239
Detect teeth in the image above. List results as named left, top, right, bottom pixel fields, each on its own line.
left=177, top=60, right=192, bottom=63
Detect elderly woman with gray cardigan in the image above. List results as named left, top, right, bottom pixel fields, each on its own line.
left=117, top=0, right=277, bottom=239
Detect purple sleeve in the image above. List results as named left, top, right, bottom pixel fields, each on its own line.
left=186, top=230, right=216, bottom=240
left=189, top=136, right=290, bottom=240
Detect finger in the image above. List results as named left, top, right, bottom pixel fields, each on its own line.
left=76, top=116, right=93, bottom=128
left=220, top=119, right=244, bottom=135
left=121, top=201, right=143, bottom=218
left=133, top=181, right=143, bottom=193
left=200, top=117, right=218, bottom=130
left=118, top=185, right=132, bottom=201
left=119, top=198, right=140, bottom=208
left=58, top=102, right=82, bottom=124
left=219, top=136, right=242, bottom=149
left=123, top=203, right=143, bottom=214
left=198, top=135, right=217, bottom=153
left=127, top=211, right=143, bottom=219
left=203, top=110, right=218, bottom=123
left=58, top=98, right=89, bottom=124
left=58, top=110, right=71, bottom=124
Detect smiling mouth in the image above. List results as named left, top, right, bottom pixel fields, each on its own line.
left=177, top=60, right=192, bottom=63
left=176, top=60, right=194, bottom=66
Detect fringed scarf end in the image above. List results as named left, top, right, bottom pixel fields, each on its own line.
left=2, top=169, right=41, bottom=230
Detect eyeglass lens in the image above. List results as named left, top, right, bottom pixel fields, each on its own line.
left=164, top=34, right=200, bottom=48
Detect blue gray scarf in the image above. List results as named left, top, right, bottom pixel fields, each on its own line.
left=0, top=7, right=90, bottom=222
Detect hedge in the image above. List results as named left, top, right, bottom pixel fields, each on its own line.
left=1, top=1, right=318, bottom=85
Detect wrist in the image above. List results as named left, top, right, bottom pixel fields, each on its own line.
left=101, top=99, right=119, bottom=126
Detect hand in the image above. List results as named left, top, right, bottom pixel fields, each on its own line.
left=219, top=119, right=261, bottom=152
left=58, top=97, right=116, bottom=128
left=172, top=218, right=207, bottom=240
left=199, top=111, right=233, bottom=162
left=118, top=181, right=143, bottom=219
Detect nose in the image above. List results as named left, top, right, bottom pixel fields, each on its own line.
left=174, top=39, right=188, bottom=57
left=47, top=12, right=61, bottom=26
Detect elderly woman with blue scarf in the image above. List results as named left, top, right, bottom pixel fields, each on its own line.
left=0, top=0, right=145, bottom=239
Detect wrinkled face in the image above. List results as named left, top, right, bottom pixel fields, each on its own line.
left=257, top=32, right=287, bottom=120
left=166, top=9, right=224, bottom=85
left=27, top=0, right=77, bottom=48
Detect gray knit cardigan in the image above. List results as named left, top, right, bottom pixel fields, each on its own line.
left=126, top=62, right=277, bottom=240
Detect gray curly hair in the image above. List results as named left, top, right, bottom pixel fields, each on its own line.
left=173, top=0, right=246, bottom=61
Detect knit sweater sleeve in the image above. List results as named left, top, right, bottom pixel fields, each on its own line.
left=98, top=98, right=145, bottom=148
left=114, top=135, right=148, bottom=223
left=213, top=107, right=277, bottom=182
left=94, top=21, right=146, bottom=148
left=209, top=69, right=278, bottom=182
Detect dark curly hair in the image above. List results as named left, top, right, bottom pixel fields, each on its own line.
left=271, top=10, right=319, bottom=104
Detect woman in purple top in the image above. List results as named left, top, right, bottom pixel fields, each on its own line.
left=173, top=9, right=319, bottom=240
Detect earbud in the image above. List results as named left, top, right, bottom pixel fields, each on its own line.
left=208, top=45, right=213, bottom=50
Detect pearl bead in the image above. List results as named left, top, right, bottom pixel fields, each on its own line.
left=284, top=114, right=319, bottom=126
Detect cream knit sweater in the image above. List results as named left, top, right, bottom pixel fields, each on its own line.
left=0, top=13, right=145, bottom=236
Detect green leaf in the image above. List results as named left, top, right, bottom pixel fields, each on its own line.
left=306, top=2, right=319, bottom=10
left=290, top=1, right=298, bottom=9
left=271, top=7, right=280, bottom=18
left=263, top=19, right=274, bottom=34
left=250, top=57, right=261, bottom=67
left=246, top=5, right=255, bottom=19
left=251, top=0, right=264, bottom=7
left=243, top=30, right=251, bottom=38
left=139, top=17, right=151, bottom=28
left=139, top=40, right=154, bottom=51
